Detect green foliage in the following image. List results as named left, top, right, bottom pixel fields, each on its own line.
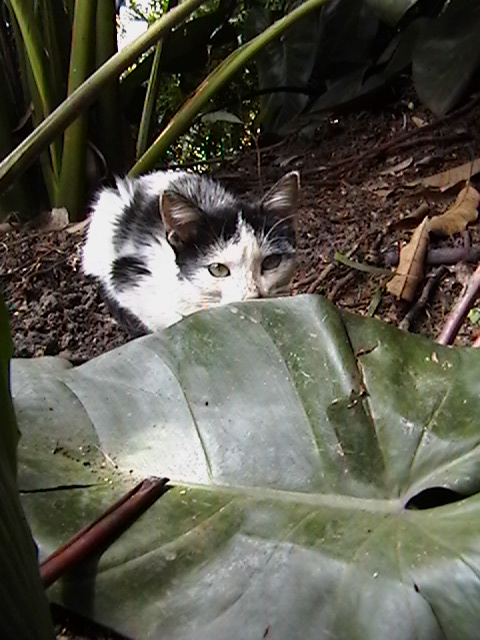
left=1, top=0, right=479, bottom=222
left=0, top=296, right=54, bottom=639
left=13, top=294, right=480, bottom=639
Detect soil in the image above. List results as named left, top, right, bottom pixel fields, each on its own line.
left=3, top=85, right=480, bottom=639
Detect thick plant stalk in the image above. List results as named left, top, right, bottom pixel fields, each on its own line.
left=136, top=39, right=164, bottom=160
left=130, top=0, right=331, bottom=176
left=6, top=0, right=61, bottom=180
left=57, top=0, right=97, bottom=221
left=6, top=0, right=54, bottom=123
left=41, top=0, right=69, bottom=106
left=95, top=0, right=123, bottom=174
left=0, top=0, right=206, bottom=193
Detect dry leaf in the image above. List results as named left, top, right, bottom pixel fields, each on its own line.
left=387, top=217, right=429, bottom=301
left=408, top=158, right=480, bottom=190
left=66, top=219, right=89, bottom=235
left=411, top=116, right=426, bottom=128
left=428, top=185, right=480, bottom=236
left=379, top=156, right=413, bottom=175
left=391, top=202, right=429, bottom=231
left=363, top=178, right=394, bottom=199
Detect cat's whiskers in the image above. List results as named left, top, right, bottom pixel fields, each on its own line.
left=83, top=170, right=299, bottom=335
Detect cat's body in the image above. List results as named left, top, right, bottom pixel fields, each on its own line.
left=82, top=170, right=299, bottom=335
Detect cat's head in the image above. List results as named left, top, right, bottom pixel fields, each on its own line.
left=159, top=172, right=299, bottom=311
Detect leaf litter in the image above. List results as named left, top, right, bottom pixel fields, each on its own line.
left=4, top=85, right=480, bottom=369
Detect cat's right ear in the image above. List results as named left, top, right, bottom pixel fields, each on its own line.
left=160, top=191, right=202, bottom=247
left=262, top=171, right=300, bottom=217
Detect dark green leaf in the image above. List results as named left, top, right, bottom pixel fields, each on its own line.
left=13, top=295, right=480, bottom=639
left=413, top=0, right=480, bottom=115
left=365, top=0, right=418, bottom=25
left=0, top=296, right=54, bottom=639
left=245, top=4, right=320, bottom=133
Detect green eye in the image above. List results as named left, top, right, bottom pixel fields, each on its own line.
left=262, top=254, right=282, bottom=272
left=208, top=263, right=230, bottom=278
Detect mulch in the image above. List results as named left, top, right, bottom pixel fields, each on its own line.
left=3, top=84, right=480, bottom=639
left=4, top=91, right=480, bottom=364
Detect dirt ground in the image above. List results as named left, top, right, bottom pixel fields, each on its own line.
left=3, top=86, right=480, bottom=639
left=4, top=89, right=480, bottom=365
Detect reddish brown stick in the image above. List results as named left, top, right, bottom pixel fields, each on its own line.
left=40, top=476, right=169, bottom=588
left=437, top=264, right=480, bottom=345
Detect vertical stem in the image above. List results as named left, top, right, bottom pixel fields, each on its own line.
left=57, top=0, right=97, bottom=221
left=95, top=0, right=124, bottom=174
left=136, top=39, right=163, bottom=160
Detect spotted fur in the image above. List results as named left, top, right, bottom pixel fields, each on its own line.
left=82, top=170, right=299, bottom=335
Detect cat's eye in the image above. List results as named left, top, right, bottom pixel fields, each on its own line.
left=261, top=254, right=282, bottom=272
left=208, top=263, right=230, bottom=278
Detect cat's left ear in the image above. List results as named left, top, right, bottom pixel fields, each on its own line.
left=160, top=190, right=202, bottom=247
left=262, top=171, right=300, bottom=217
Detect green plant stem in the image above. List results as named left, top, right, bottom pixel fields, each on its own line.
left=6, top=0, right=53, bottom=122
left=136, top=39, right=164, bottom=160
left=130, top=0, right=331, bottom=176
left=6, top=0, right=61, bottom=180
left=0, top=0, right=207, bottom=194
left=57, top=0, right=97, bottom=221
left=95, top=0, right=123, bottom=174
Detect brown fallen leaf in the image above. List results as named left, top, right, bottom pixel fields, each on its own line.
left=391, top=202, right=429, bottom=231
left=379, top=156, right=413, bottom=175
left=411, top=116, right=427, bottom=128
left=407, top=158, right=480, bottom=190
left=387, top=217, right=429, bottom=301
left=428, top=185, right=480, bottom=236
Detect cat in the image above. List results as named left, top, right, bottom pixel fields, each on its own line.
left=82, top=170, right=299, bottom=336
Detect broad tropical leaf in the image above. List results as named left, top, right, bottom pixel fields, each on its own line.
left=12, top=295, right=480, bottom=640
left=245, top=4, right=320, bottom=133
left=365, top=0, right=418, bottom=25
left=412, top=0, right=480, bottom=115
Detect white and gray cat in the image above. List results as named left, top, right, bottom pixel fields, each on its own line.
left=82, top=170, right=299, bottom=336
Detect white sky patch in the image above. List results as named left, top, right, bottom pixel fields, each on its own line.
left=117, top=3, right=149, bottom=51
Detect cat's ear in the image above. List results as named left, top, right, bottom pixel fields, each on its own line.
left=160, top=191, right=202, bottom=247
left=262, top=171, right=300, bottom=217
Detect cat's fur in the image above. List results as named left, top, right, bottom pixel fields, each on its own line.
left=82, top=170, right=299, bottom=335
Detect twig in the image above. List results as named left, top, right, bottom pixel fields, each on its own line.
left=304, top=93, right=476, bottom=176
left=399, top=266, right=448, bottom=332
left=383, top=244, right=480, bottom=268
left=331, top=271, right=356, bottom=301
left=437, top=263, right=480, bottom=345
left=253, top=131, right=263, bottom=192
left=40, top=476, right=169, bottom=588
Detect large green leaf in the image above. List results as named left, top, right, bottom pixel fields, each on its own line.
left=412, top=0, right=480, bottom=115
left=245, top=4, right=320, bottom=133
left=365, top=0, right=418, bottom=25
left=12, top=295, right=480, bottom=639
left=0, top=296, right=54, bottom=640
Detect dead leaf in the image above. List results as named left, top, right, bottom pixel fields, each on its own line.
left=428, top=185, right=479, bottom=236
left=408, top=158, right=480, bottom=190
left=411, top=116, right=426, bottom=128
left=391, top=202, right=429, bottom=231
left=387, top=217, right=429, bottom=301
left=66, top=219, right=89, bottom=234
left=380, top=156, right=413, bottom=175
